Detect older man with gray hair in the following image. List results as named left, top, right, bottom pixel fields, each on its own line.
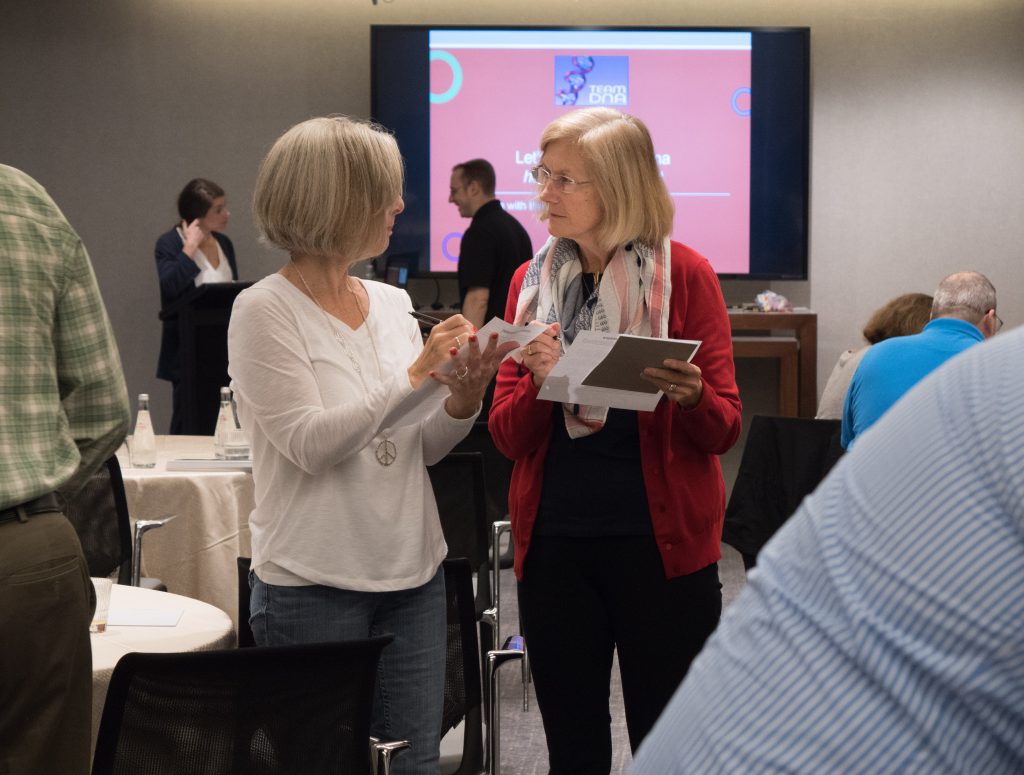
left=841, top=270, right=1000, bottom=447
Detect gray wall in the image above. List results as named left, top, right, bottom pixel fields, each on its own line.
left=4, top=0, right=1023, bottom=447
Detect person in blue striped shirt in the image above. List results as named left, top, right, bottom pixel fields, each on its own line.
left=631, top=323, right=1023, bottom=774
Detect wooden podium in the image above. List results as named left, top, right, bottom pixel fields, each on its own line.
left=728, top=310, right=817, bottom=418
left=159, top=282, right=252, bottom=435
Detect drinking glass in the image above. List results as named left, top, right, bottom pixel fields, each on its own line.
left=90, top=577, right=113, bottom=633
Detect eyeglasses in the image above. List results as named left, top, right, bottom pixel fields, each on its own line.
left=993, top=311, right=1004, bottom=333
left=530, top=165, right=592, bottom=194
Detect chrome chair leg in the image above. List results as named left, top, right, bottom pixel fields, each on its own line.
left=480, top=603, right=497, bottom=772
left=482, top=607, right=497, bottom=647
left=370, top=737, right=410, bottom=775
left=489, top=521, right=531, bottom=712
left=486, top=635, right=525, bottom=775
left=131, top=515, right=175, bottom=587
left=521, top=639, right=531, bottom=711
left=490, top=521, right=511, bottom=637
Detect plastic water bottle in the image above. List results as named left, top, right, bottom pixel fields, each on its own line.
left=130, top=393, right=157, bottom=468
left=214, top=387, right=233, bottom=459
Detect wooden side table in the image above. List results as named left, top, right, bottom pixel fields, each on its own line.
left=728, top=310, right=817, bottom=418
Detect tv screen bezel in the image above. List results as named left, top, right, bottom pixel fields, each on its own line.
left=370, top=24, right=810, bottom=282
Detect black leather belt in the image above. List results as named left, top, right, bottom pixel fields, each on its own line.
left=0, top=492, right=62, bottom=524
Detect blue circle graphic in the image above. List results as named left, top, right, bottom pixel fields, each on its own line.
left=441, top=232, right=462, bottom=262
left=430, top=51, right=463, bottom=105
left=731, top=87, right=751, bottom=117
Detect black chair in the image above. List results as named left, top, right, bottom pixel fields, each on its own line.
left=443, top=558, right=524, bottom=775
left=236, top=556, right=255, bottom=648
left=722, top=415, right=844, bottom=569
left=91, top=637, right=395, bottom=775
left=442, top=558, right=485, bottom=775
left=62, top=455, right=170, bottom=589
left=429, top=452, right=494, bottom=650
left=453, top=422, right=513, bottom=530
left=454, top=422, right=517, bottom=574
left=430, top=449, right=532, bottom=714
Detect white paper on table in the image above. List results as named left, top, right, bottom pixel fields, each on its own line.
left=108, top=608, right=183, bottom=627
left=537, top=330, right=701, bottom=412
left=381, top=317, right=548, bottom=428
left=165, top=458, right=252, bottom=472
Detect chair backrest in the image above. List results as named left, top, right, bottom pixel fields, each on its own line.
left=91, top=636, right=393, bottom=775
left=62, top=456, right=132, bottom=585
left=429, top=452, right=490, bottom=575
left=237, top=556, right=255, bottom=648
left=441, top=558, right=485, bottom=775
left=452, top=421, right=513, bottom=525
left=722, top=415, right=843, bottom=563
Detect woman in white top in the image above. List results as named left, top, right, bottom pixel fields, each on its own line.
left=155, top=178, right=238, bottom=432
left=228, top=116, right=514, bottom=775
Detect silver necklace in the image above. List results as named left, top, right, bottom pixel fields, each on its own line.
left=291, top=261, right=397, bottom=467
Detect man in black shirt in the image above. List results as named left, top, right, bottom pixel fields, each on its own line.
left=449, top=159, right=533, bottom=328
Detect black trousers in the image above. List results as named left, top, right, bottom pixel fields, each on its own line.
left=0, top=512, right=95, bottom=774
left=518, top=535, right=721, bottom=775
left=169, top=379, right=183, bottom=435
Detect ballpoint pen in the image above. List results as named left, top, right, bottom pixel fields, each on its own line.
left=408, top=310, right=443, bottom=327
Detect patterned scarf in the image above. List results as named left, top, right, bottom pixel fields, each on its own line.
left=513, top=235, right=672, bottom=438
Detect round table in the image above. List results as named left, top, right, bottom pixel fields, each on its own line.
left=117, top=435, right=254, bottom=628
left=91, top=584, right=234, bottom=750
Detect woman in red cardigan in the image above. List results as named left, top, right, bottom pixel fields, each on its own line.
left=488, top=108, right=742, bottom=774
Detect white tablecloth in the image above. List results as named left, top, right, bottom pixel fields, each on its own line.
left=91, top=584, right=234, bottom=749
left=117, top=436, right=253, bottom=629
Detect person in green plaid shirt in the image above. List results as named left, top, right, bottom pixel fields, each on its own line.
left=0, top=164, right=130, bottom=774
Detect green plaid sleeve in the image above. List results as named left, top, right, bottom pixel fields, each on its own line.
left=0, top=165, right=129, bottom=505
left=54, top=235, right=131, bottom=494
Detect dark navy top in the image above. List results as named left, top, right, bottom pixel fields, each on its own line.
left=154, top=227, right=237, bottom=382
left=535, top=405, right=652, bottom=537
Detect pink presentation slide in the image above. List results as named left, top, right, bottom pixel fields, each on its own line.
left=430, top=46, right=751, bottom=274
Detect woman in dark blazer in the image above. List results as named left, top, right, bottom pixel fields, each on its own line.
left=155, top=178, right=238, bottom=433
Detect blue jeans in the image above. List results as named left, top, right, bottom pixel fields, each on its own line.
left=249, top=567, right=445, bottom=775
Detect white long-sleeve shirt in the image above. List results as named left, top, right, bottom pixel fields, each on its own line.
left=228, top=273, right=476, bottom=592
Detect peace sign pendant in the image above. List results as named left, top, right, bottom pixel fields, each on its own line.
left=375, top=439, right=397, bottom=467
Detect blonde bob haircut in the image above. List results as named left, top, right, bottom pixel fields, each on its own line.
left=538, top=108, right=674, bottom=252
left=253, top=116, right=404, bottom=259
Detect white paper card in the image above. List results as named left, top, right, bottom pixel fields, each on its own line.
left=380, top=317, right=547, bottom=428
left=538, top=330, right=701, bottom=412
left=107, top=608, right=184, bottom=627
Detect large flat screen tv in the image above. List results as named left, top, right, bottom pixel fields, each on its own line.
left=371, top=25, right=809, bottom=280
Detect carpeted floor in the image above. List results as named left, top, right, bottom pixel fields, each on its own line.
left=485, top=543, right=749, bottom=775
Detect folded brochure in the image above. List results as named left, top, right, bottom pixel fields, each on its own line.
left=582, top=334, right=701, bottom=393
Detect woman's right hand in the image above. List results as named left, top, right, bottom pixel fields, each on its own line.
left=407, top=314, right=476, bottom=389
left=521, top=322, right=562, bottom=388
left=180, top=219, right=204, bottom=258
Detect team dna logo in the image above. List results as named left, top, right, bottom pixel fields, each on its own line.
left=553, top=56, right=629, bottom=107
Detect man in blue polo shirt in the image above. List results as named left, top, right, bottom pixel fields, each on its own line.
left=841, top=271, right=999, bottom=448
